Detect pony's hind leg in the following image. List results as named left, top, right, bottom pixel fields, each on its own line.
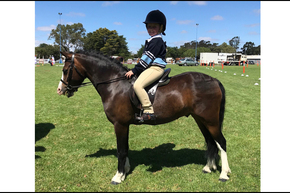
left=215, top=138, right=231, bottom=181
left=207, top=125, right=231, bottom=181
left=193, top=117, right=218, bottom=173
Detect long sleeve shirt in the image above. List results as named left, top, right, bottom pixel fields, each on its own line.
left=131, top=34, right=167, bottom=76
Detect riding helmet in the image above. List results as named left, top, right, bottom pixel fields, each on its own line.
left=143, top=10, right=166, bottom=35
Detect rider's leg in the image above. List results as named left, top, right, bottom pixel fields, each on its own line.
left=134, top=66, right=164, bottom=114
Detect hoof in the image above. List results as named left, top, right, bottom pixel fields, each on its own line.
left=111, top=181, right=120, bottom=185
left=202, top=170, right=210, bottom=174
left=219, top=178, right=228, bottom=182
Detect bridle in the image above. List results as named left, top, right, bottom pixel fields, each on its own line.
left=60, top=54, right=92, bottom=92
left=60, top=54, right=127, bottom=92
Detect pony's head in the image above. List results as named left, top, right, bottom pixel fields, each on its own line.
left=57, top=52, right=86, bottom=98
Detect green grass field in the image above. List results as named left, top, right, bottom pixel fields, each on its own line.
left=35, top=63, right=260, bottom=192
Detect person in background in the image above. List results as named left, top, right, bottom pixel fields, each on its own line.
left=51, top=56, right=55, bottom=66
left=48, top=57, right=53, bottom=66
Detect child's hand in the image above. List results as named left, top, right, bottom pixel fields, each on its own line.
left=125, top=70, right=134, bottom=79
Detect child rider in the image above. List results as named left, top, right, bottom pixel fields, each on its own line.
left=125, top=10, right=167, bottom=123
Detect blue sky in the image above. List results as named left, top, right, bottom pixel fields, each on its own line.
left=35, top=1, right=260, bottom=54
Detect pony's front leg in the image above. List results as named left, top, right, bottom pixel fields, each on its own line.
left=111, top=123, right=130, bottom=185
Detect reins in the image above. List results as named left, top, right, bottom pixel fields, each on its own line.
left=95, top=76, right=127, bottom=86
left=61, top=54, right=127, bottom=91
left=62, top=77, right=127, bottom=90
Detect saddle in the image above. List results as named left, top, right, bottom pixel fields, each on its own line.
left=129, top=68, right=171, bottom=113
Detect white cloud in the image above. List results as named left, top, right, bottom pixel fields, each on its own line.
left=170, top=1, right=178, bottom=5
left=245, top=23, right=260, bottom=28
left=66, top=12, right=85, bottom=17
left=208, top=30, right=216, bottom=33
left=176, top=20, right=194, bottom=25
left=114, top=22, right=122, bottom=25
left=211, top=15, right=224, bottom=20
left=180, top=30, right=188, bottom=34
left=102, top=1, right=120, bottom=7
left=248, top=31, right=259, bottom=35
left=36, top=25, right=56, bottom=31
left=253, top=9, right=260, bottom=15
left=187, top=1, right=207, bottom=6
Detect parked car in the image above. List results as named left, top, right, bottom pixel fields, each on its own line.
left=248, top=60, right=255, bottom=65
left=177, top=58, right=199, bottom=66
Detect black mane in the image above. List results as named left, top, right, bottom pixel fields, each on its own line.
left=75, top=50, right=130, bottom=72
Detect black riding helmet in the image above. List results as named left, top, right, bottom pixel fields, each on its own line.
left=143, top=10, right=166, bottom=35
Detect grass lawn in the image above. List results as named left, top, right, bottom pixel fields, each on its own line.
left=35, top=63, right=260, bottom=192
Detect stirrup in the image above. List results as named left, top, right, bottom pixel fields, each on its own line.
left=134, top=111, right=156, bottom=124
left=141, top=113, right=156, bottom=121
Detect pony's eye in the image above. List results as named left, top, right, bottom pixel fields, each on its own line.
left=62, top=69, right=68, bottom=75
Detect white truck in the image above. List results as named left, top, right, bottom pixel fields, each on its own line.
left=223, top=53, right=247, bottom=66
left=200, top=53, right=218, bottom=65
left=166, top=57, right=175, bottom=64
left=218, top=53, right=233, bottom=63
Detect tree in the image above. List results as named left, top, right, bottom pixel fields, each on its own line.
left=35, top=43, right=60, bottom=59
left=177, top=47, right=187, bottom=58
left=241, top=41, right=261, bottom=55
left=136, top=44, right=145, bottom=58
left=229, top=36, right=240, bottom=52
left=183, top=49, right=195, bottom=58
left=217, top=42, right=236, bottom=53
left=48, top=23, right=86, bottom=51
left=166, top=46, right=179, bottom=59
left=83, top=28, right=130, bottom=58
left=252, top=45, right=260, bottom=55
left=197, top=40, right=212, bottom=48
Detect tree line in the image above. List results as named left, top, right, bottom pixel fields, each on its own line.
left=35, top=23, right=260, bottom=61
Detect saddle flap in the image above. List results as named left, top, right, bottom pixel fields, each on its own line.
left=159, top=68, right=171, bottom=83
left=129, top=68, right=171, bottom=111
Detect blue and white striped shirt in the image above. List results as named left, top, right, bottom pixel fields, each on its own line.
left=131, top=34, right=167, bottom=76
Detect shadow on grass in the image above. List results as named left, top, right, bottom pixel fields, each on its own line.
left=35, top=123, right=55, bottom=159
left=86, top=143, right=209, bottom=173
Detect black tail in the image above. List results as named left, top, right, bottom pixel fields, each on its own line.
left=217, top=79, right=226, bottom=131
